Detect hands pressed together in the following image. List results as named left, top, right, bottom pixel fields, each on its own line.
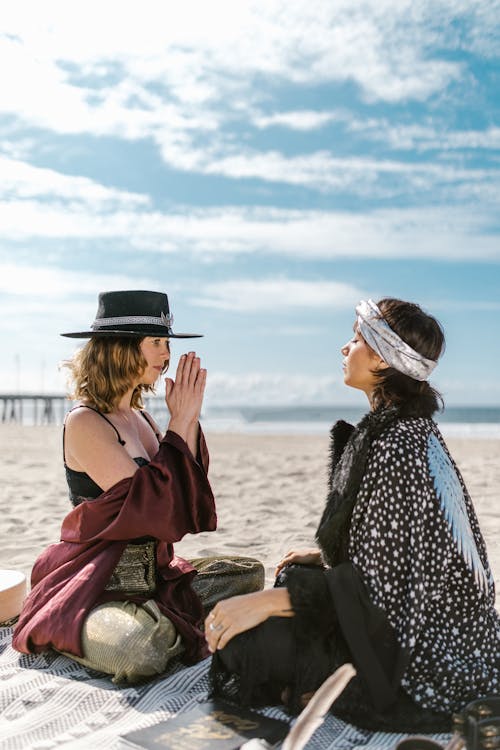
left=166, top=351, right=206, bottom=425
left=165, top=351, right=206, bottom=452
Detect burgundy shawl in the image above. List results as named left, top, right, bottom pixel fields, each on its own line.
left=13, top=429, right=217, bottom=664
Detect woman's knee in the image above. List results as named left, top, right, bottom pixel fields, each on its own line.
left=217, top=632, right=247, bottom=673
left=217, top=617, right=296, bottom=683
left=78, top=600, right=182, bottom=683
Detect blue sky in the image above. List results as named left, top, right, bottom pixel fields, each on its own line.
left=0, top=0, right=499, bottom=407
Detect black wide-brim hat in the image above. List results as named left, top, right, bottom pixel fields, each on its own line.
left=61, top=290, right=202, bottom=339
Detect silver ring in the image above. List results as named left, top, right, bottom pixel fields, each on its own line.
left=209, top=622, right=223, bottom=631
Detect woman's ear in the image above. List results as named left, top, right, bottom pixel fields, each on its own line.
left=375, top=357, right=390, bottom=371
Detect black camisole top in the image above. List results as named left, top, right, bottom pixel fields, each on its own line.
left=63, top=405, right=160, bottom=507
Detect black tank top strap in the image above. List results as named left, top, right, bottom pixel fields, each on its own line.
left=63, top=406, right=152, bottom=506
left=64, top=404, right=126, bottom=448
left=139, top=409, right=162, bottom=441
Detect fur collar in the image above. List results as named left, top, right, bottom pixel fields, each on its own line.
left=316, top=404, right=427, bottom=566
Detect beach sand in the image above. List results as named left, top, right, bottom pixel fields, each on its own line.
left=1, top=424, right=499, bottom=600
left=0, top=424, right=498, bottom=749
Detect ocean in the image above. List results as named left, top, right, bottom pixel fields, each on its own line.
left=2, top=397, right=500, bottom=438
left=196, top=405, right=500, bottom=439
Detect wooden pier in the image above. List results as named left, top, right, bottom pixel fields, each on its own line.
left=0, top=395, right=165, bottom=426
left=0, top=395, right=69, bottom=425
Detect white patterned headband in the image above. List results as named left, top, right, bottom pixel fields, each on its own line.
left=356, top=299, right=438, bottom=381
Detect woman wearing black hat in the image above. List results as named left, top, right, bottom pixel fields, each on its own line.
left=13, top=290, right=263, bottom=683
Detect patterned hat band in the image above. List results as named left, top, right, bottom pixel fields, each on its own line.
left=356, top=299, right=438, bottom=382
left=91, top=313, right=173, bottom=331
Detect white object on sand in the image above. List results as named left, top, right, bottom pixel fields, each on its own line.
left=240, top=664, right=356, bottom=749
left=281, top=663, right=357, bottom=750
left=0, top=569, right=27, bottom=623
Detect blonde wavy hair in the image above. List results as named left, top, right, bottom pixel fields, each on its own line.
left=63, top=336, right=168, bottom=413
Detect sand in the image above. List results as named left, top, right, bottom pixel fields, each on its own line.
left=0, top=423, right=497, bottom=749
left=0, top=424, right=499, bottom=601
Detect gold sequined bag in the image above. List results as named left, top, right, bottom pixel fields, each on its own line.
left=189, top=555, right=265, bottom=614
left=394, top=697, right=500, bottom=750
left=451, top=696, right=500, bottom=750
left=105, top=541, right=157, bottom=595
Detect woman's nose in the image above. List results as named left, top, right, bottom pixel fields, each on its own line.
left=340, top=342, right=349, bottom=356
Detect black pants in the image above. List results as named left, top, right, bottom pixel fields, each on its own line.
left=211, top=615, right=338, bottom=713
left=211, top=615, right=451, bottom=732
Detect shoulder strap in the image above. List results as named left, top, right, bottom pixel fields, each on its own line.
left=65, top=404, right=126, bottom=446
left=139, top=409, right=162, bottom=441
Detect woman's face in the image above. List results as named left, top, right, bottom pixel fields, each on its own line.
left=341, top=325, right=384, bottom=398
left=139, top=337, right=170, bottom=385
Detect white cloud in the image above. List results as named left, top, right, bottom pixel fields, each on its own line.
left=348, top=120, right=500, bottom=152
left=0, top=144, right=500, bottom=214
left=160, top=144, right=499, bottom=197
left=0, top=155, right=148, bottom=207
left=253, top=110, right=342, bottom=131
left=276, top=95, right=499, bottom=157
left=0, top=262, right=160, bottom=298
left=0, top=200, right=159, bottom=240
left=202, top=369, right=499, bottom=408
left=1, top=190, right=500, bottom=260
left=443, top=127, right=500, bottom=150
left=0, top=0, right=497, bottom=204
left=0, top=138, right=38, bottom=161
left=204, top=371, right=344, bottom=406
left=0, top=33, right=218, bottom=142
left=195, top=278, right=367, bottom=311
left=0, top=0, right=488, bottom=154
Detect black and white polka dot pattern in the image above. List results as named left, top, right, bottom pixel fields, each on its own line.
left=349, top=417, right=500, bottom=713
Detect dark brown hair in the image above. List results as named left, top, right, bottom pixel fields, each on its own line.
left=371, top=298, right=445, bottom=416
left=64, top=336, right=169, bottom=412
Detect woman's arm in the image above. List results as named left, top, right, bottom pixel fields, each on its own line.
left=65, top=353, right=207, bottom=491
left=166, top=352, right=206, bottom=457
left=64, top=408, right=139, bottom=490
left=61, top=429, right=216, bottom=544
left=205, top=588, right=293, bottom=652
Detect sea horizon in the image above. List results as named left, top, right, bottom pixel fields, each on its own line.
left=198, top=404, right=500, bottom=439
left=1, top=396, right=499, bottom=438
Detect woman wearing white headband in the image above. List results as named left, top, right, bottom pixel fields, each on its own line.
left=207, top=298, right=499, bottom=733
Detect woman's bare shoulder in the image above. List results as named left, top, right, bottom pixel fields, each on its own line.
left=64, top=405, right=137, bottom=486
left=65, top=405, right=112, bottom=436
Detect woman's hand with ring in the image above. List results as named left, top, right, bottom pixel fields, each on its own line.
left=204, top=589, right=294, bottom=653
left=205, top=593, right=267, bottom=653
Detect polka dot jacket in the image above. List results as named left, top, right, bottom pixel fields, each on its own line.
left=349, top=417, right=500, bottom=713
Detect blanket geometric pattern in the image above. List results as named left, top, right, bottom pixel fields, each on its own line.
left=0, top=627, right=452, bottom=750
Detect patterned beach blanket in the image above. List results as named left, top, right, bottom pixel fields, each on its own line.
left=0, top=627, right=451, bottom=750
